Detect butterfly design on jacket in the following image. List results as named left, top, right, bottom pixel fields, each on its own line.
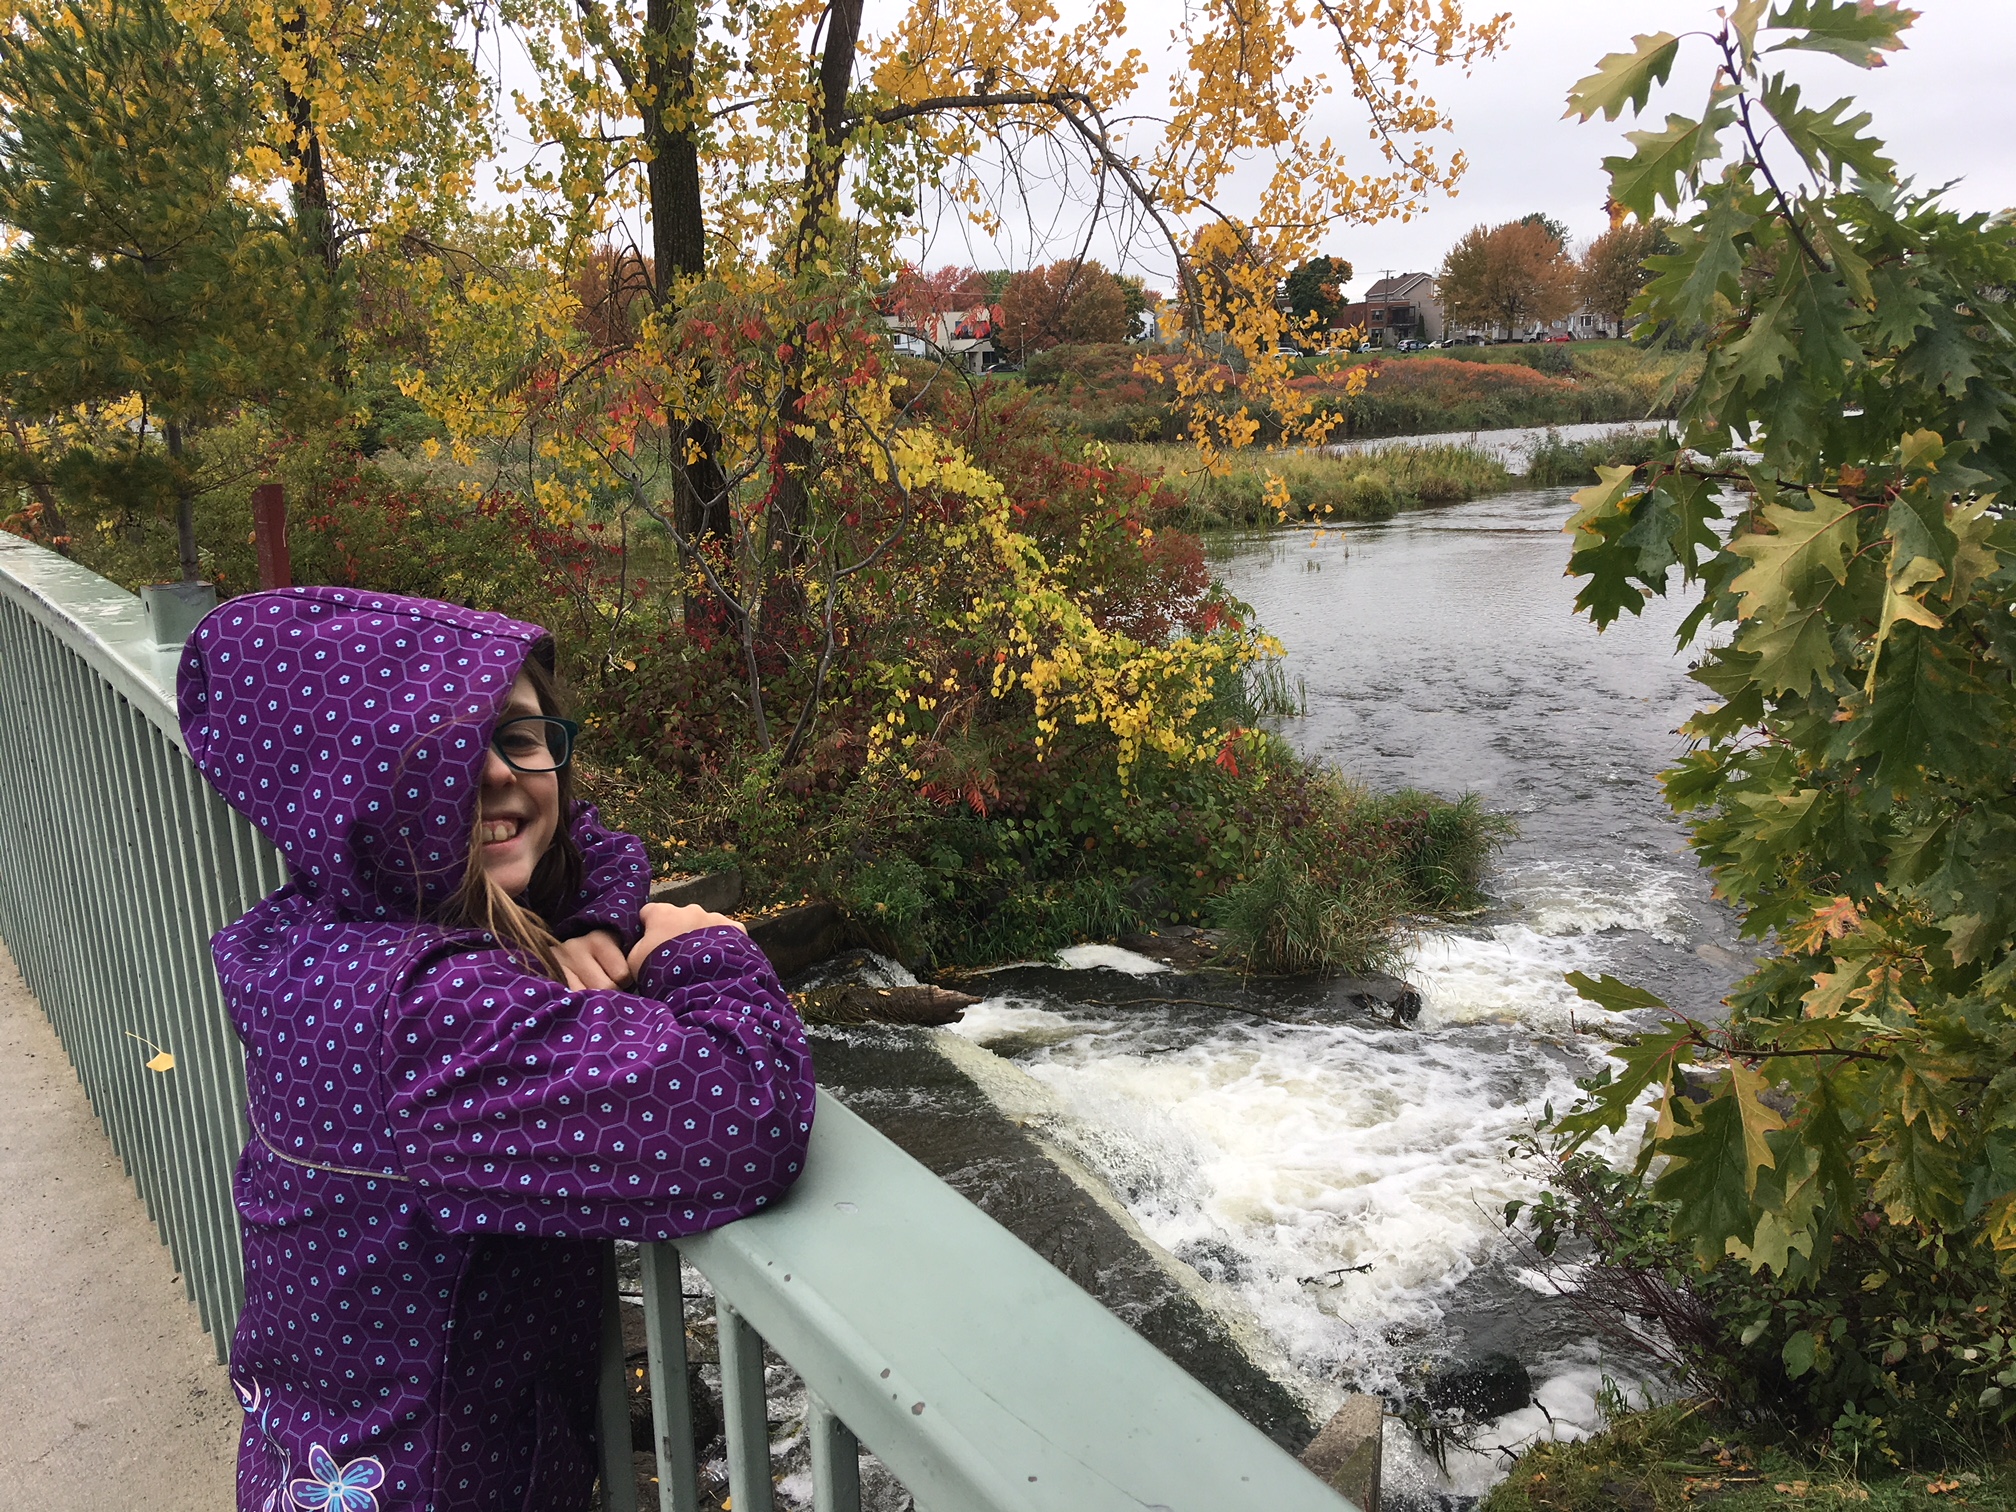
left=287, top=1444, right=386, bottom=1512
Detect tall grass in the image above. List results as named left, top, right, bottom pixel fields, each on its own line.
left=1114, top=441, right=1512, bottom=528
left=1210, top=781, right=1513, bottom=976
left=1521, top=426, right=1675, bottom=486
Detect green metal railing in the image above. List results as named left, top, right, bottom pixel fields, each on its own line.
left=0, top=530, right=1352, bottom=1512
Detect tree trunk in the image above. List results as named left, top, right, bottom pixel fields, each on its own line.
left=280, top=14, right=337, bottom=279
left=5, top=420, right=72, bottom=551
left=165, top=421, right=199, bottom=583
left=640, top=0, right=730, bottom=634
left=764, top=0, right=865, bottom=576
left=279, top=13, right=345, bottom=391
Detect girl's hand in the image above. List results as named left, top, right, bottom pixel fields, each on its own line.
left=626, top=902, right=747, bottom=975
left=554, top=928, right=634, bottom=991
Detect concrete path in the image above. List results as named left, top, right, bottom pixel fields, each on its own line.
left=0, top=941, right=240, bottom=1509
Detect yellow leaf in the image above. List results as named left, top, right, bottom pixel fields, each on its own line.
left=147, top=1051, right=176, bottom=1073
left=1801, top=965, right=1860, bottom=1020
left=1784, top=895, right=1862, bottom=955
left=1728, top=1061, right=1784, bottom=1194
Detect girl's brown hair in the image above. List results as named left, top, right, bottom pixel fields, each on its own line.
left=435, top=648, right=584, bottom=980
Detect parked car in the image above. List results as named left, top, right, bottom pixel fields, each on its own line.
left=1542, top=333, right=1574, bottom=344
left=1394, top=339, right=1424, bottom=352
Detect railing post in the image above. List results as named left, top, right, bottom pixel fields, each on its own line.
left=717, top=1299, right=775, bottom=1512
left=807, top=1393, right=861, bottom=1512
left=252, top=482, right=291, bottom=591
left=639, top=1243, right=701, bottom=1512
left=599, top=1243, right=639, bottom=1512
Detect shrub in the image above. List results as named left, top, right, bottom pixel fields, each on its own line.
left=1509, top=1151, right=2016, bottom=1465
left=45, top=380, right=1504, bottom=976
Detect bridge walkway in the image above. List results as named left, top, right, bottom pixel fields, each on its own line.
left=0, top=939, right=238, bottom=1509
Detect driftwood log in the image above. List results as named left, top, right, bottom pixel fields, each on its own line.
left=793, top=983, right=981, bottom=1027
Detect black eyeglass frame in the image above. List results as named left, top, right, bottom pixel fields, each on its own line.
left=490, top=715, right=581, bottom=774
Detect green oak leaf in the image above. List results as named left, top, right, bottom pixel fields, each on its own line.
left=1553, top=1023, right=1692, bottom=1145
left=1657, top=181, right=1757, bottom=327
left=1849, top=626, right=1986, bottom=790
left=1654, top=1084, right=1760, bottom=1260
left=1765, top=0, right=1918, bottom=69
left=1608, top=102, right=1734, bottom=219
left=1618, top=483, right=1681, bottom=579
left=1759, top=76, right=1891, bottom=182
left=1662, top=473, right=1723, bottom=575
left=1737, top=603, right=1839, bottom=697
left=1871, top=1110, right=1966, bottom=1229
left=1565, top=971, right=1672, bottom=1014
left=1565, top=32, right=1680, bottom=122
left=1725, top=284, right=1799, bottom=390
left=1726, top=494, right=1859, bottom=620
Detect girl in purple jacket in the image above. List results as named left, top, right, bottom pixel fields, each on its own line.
left=178, top=586, right=816, bottom=1512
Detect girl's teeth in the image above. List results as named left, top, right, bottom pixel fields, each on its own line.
left=484, top=820, right=519, bottom=843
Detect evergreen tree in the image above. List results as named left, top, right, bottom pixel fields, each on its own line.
left=0, top=0, right=333, bottom=583
left=1283, top=255, right=1353, bottom=332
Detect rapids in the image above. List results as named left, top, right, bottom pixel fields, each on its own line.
left=946, top=484, right=1749, bottom=1506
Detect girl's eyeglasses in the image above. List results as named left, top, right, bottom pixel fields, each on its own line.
left=491, top=715, right=580, bottom=774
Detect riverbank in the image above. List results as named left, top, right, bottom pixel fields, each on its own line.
left=1111, top=422, right=1670, bottom=528
left=1019, top=340, right=1700, bottom=444
left=1481, top=1401, right=2016, bottom=1512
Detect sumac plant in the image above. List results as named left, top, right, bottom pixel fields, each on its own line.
left=1546, top=0, right=2016, bottom=1322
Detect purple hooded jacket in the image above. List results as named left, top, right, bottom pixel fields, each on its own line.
left=178, top=587, right=816, bottom=1512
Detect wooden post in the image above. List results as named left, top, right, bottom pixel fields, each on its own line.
left=252, top=483, right=291, bottom=590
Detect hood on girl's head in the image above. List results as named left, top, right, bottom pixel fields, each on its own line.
left=178, top=587, right=552, bottom=921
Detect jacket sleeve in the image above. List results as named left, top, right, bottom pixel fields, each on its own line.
left=384, top=925, right=816, bottom=1241
left=548, top=802, right=652, bottom=949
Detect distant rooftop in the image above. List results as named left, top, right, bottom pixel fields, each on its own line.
left=1362, top=271, right=1435, bottom=300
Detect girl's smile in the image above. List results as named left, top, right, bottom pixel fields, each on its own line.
left=476, top=672, right=561, bottom=896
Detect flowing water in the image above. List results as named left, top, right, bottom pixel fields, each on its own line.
left=943, top=482, right=1752, bottom=1506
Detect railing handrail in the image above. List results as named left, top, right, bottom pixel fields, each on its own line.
left=680, top=1090, right=1345, bottom=1510
left=0, top=530, right=1353, bottom=1512
left=0, top=532, right=192, bottom=748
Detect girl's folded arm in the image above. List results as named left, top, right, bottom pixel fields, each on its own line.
left=384, top=926, right=814, bottom=1221
left=548, top=802, right=652, bottom=948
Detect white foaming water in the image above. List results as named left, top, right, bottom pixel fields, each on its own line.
left=949, top=856, right=1682, bottom=1497
left=1051, top=942, right=1170, bottom=975
left=1496, top=861, right=1697, bottom=944
left=964, top=1006, right=1602, bottom=1404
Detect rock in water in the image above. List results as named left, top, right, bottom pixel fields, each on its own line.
left=1423, top=1351, right=1532, bottom=1421
left=1300, top=1394, right=1383, bottom=1510
left=794, top=984, right=980, bottom=1027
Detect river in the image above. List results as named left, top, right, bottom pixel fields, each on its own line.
left=942, top=483, right=1749, bottom=1506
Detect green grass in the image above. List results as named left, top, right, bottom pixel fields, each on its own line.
left=1112, top=441, right=1512, bottom=527
left=1522, top=426, right=1674, bottom=487
left=1483, top=1403, right=2016, bottom=1512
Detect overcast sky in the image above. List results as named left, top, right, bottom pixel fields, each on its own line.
left=903, top=0, right=2016, bottom=296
